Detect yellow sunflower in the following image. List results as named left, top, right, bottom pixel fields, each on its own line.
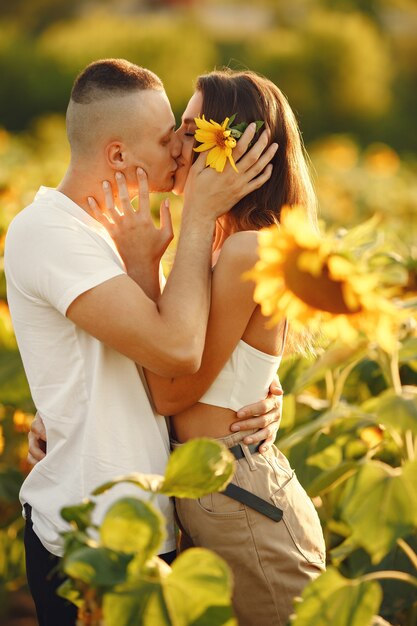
left=193, top=116, right=238, bottom=173
left=245, top=206, right=401, bottom=353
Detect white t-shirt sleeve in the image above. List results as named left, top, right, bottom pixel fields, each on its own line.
left=6, top=209, right=125, bottom=315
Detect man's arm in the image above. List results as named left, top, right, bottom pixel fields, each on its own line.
left=68, top=127, right=276, bottom=377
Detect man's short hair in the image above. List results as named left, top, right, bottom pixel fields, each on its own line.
left=70, top=58, right=164, bottom=104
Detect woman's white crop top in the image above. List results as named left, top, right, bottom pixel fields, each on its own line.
left=198, top=340, right=282, bottom=412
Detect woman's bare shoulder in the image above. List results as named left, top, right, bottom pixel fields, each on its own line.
left=219, top=230, right=260, bottom=269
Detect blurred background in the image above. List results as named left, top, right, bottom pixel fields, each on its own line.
left=0, top=0, right=416, bottom=624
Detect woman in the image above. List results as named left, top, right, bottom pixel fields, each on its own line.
left=100, top=69, right=326, bottom=626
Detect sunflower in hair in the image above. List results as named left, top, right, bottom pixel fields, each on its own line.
left=193, top=115, right=264, bottom=173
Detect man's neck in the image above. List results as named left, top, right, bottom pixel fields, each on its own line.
left=57, top=163, right=108, bottom=214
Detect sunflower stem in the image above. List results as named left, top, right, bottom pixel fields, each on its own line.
left=325, top=369, right=335, bottom=404
left=360, top=570, right=417, bottom=588
left=331, top=359, right=362, bottom=407
left=397, top=538, right=417, bottom=570
left=404, top=430, right=416, bottom=461
left=389, top=346, right=402, bottom=395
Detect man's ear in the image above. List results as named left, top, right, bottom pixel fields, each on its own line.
left=105, top=142, right=127, bottom=170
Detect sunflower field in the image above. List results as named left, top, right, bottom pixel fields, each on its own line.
left=1, top=0, right=416, bottom=624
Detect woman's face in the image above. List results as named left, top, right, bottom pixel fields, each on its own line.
left=172, top=90, right=203, bottom=195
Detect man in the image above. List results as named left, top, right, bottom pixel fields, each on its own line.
left=5, top=59, right=280, bottom=626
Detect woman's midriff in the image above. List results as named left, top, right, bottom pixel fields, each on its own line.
left=171, top=402, right=239, bottom=442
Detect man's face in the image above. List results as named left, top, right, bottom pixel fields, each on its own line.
left=172, top=90, right=203, bottom=196
left=122, top=89, right=181, bottom=193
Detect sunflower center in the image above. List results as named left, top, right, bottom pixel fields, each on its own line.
left=213, top=130, right=226, bottom=148
left=283, top=248, right=362, bottom=315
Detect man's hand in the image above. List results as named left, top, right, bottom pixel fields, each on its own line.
left=231, top=376, right=283, bottom=454
left=27, top=413, right=47, bottom=465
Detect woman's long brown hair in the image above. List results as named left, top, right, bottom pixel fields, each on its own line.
left=196, top=69, right=318, bottom=232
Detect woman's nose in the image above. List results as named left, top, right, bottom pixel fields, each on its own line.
left=172, top=132, right=183, bottom=159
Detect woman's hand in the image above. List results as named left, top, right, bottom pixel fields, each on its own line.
left=183, top=126, right=278, bottom=220
left=231, top=376, right=283, bottom=454
left=27, top=413, right=47, bottom=465
left=87, top=169, right=173, bottom=299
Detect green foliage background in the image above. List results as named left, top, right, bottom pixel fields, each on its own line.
left=0, top=0, right=416, bottom=624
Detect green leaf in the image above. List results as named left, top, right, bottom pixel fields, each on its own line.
left=60, top=500, right=95, bottom=531
left=0, top=350, right=33, bottom=406
left=0, top=467, right=23, bottom=502
left=361, top=388, right=417, bottom=435
left=339, top=460, right=417, bottom=563
left=399, top=337, right=417, bottom=368
left=308, top=461, right=359, bottom=498
left=161, top=438, right=235, bottom=498
left=292, top=341, right=368, bottom=393
left=290, top=566, right=382, bottom=626
left=103, top=550, right=235, bottom=626
left=230, top=120, right=264, bottom=140
left=103, top=582, right=161, bottom=626
left=94, top=440, right=235, bottom=500
left=163, top=548, right=236, bottom=626
left=190, top=606, right=235, bottom=626
left=100, top=498, right=165, bottom=564
left=92, top=473, right=164, bottom=496
left=278, top=404, right=363, bottom=451
left=306, top=434, right=343, bottom=470
left=63, top=546, right=132, bottom=587
left=56, top=578, right=84, bottom=608
left=281, top=393, right=296, bottom=429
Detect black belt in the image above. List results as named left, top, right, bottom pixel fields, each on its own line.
left=223, top=441, right=283, bottom=523
left=228, top=440, right=263, bottom=460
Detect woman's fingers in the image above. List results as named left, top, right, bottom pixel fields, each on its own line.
left=101, top=180, right=122, bottom=223
left=115, top=172, right=134, bottom=215
left=136, top=168, right=151, bottom=216
left=232, top=122, right=257, bottom=161
left=244, top=163, right=274, bottom=195
left=244, top=142, right=278, bottom=183
left=87, top=196, right=108, bottom=225
left=159, top=198, right=174, bottom=243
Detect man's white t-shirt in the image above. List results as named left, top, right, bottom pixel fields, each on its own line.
left=4, top=187, right=175, bottom=556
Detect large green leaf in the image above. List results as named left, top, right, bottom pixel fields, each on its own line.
left=93, top=439, right=235, bottom=500
left=190, top=606, right=236, bottom=626
left=339, top=460, right=417, bottom=563
left=63, top=546, right=132, bottom=587
left=100, top=498, right=165, bottom=564
left=56, top=578, right=83, bottom=608
left=61, top=499, right=95, bottom=531
left=0, top=466, right=23, bottom=502
left=292, top=342, right=368, bottom=393
left=308, top=461, right=359, bottom=498
left=0, top=350, right=33, bottom=407
left=161, top=439, right=235, bottom=498
left=399, top=337, right=417, bottom=367
left=92, top=473, right=164, bottom=496
left=290, top=566, right=382, bottom=626
left=162, top=548, right=236, bottom=626
left=103, top=549, right=235, bottom=626
left=278, top=404, right=369, bottom=451
left=103, top=581, right=161, bottom=626
left=361, top=388, right=417, bottom=435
